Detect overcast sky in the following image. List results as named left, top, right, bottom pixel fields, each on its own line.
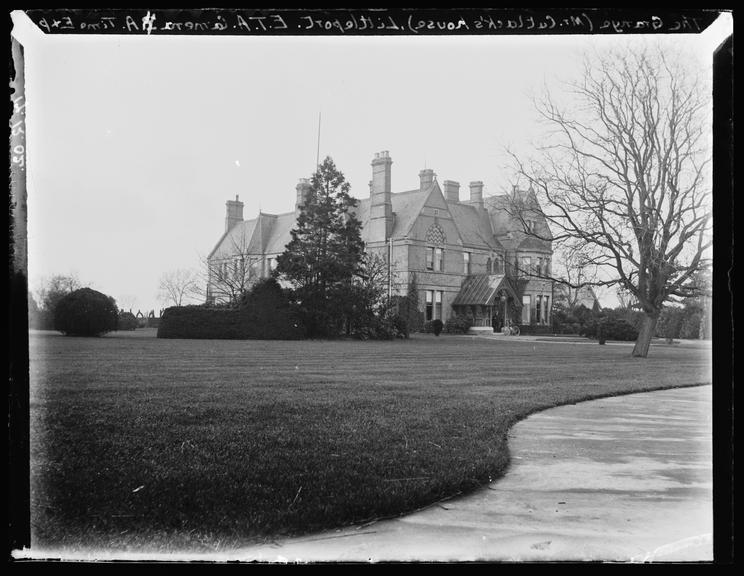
left=13, top=11, right=731, bottom=312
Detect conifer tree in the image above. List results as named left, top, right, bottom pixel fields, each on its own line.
left=276, top=157, right=364, bottom=337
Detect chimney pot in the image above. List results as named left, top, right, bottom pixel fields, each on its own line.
left=469, top=181, right=484, bottom=209
left=296, top=178, right=312, bottom=211
left=370, top=151, right=394, bottom=241
left=225, top=195, right=244, bottom=232
left=443, top=180, right=460, bottom=203
left=419, top=168, right=435, bottom=192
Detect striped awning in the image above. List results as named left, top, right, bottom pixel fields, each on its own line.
left=452, top=274, right=518, bottom=306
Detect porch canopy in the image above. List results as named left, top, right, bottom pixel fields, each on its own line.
left=452, top=274, right=519, bottom=307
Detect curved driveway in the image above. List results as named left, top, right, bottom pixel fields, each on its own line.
left=239, top=385, right=712, bottom=562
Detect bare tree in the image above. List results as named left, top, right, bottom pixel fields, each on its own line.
left=509, top=45, right=712, bottom=357
left=157, top=269, right=202, bottom=307
left=35, top=274, right=83, bottom=312
left=203, top=232, right=262, bottom=307
left=550, top=242, right=600, bottom=311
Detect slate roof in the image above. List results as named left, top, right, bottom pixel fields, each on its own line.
left=449, top=202, right=502, bottom=251
left=263, top=212, right=297, bottom=255
left=452, top=274, right=518, bottom=306
left=208, top=218, right=257, bottom=260
left=518, top=235, right=552, bottom=252
left=211, top=184, right=515, bottom=260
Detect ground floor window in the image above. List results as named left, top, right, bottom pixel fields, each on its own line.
left=522, top=295, right=531, bottom=324
left=535, top=295, right=542, bottom=323
left=426, top=290, right=444, bottom=321
left=542, top=295, right=550, bottom=324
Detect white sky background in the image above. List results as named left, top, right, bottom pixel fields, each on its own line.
left=13, top=12, right=731, bottom=313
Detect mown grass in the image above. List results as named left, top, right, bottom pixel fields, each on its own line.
left=28, top=330, right=711, bottom=553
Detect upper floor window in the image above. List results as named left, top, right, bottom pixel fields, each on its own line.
left=486, top=257, right=492, bottom=274
left=521, top=256, right=532, bottom=275
left=525, top=219, right=537, bottom=233
left=428, top=247, right=444, bottom=272
left=463, top=252, right=471, bottom=274
left=435, top=247, right=444, bottom=272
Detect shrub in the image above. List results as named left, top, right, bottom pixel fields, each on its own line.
left=117, top=311, right=138, bottom=331
left=444, top=315, right=473, bottom=334
left=352, top=313, right=408, bottom=341
left=54, top=288, right=119, bottom=337
left=432, top=319, right=444, bottom=336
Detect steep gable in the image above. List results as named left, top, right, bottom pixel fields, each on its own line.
left=263, top=211, right=297, bottom=255
left=208, top=219, right=257, bottom=260
left=448, top=202, right=501, bottom=251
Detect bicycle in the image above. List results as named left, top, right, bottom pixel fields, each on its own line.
left=501, top=323, right=520, bottom=336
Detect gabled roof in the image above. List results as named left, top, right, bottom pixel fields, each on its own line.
left=448, top=202, right=501, bottom=251
left=208, top=218, right=257, bottom=260
left=452, top=274, right=518, bottom=306
left=263, top=211, right=297, bottom=255
left=391, top=188, right=430, bottom=239
left=351, top=187, right=435, bottom=243
left=211, top=181, right=538, bottom=261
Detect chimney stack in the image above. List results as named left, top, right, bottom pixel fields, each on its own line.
left=225, top=194, right=244, bottom=232
left=469, top=181, right=484, bottom=209
left=443, top=180, right=460, bottom=203
left=295, top=178, right=312, bottom=211
left=370, top=151, right=393, bottom=242
left=419, top=168, right=435, bottom=192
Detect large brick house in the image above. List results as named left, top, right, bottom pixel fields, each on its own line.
left=208, top=151, right=554, bottom=330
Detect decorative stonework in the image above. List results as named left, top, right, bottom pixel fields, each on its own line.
left=425, top=223, right=446, bottom=245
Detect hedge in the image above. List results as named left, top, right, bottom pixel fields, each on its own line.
left=157, top=305, right=304, bottom=340
left=158, top=278, right=304, bottom=340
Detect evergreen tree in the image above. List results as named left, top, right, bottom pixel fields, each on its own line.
left=405, top=273, right=422, bottom=333
left=276, top=157, right=364, bottom=337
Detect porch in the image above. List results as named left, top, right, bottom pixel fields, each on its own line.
left=451, top=274, right=521, bottom=332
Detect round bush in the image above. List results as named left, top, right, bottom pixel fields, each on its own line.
left=432, top=319, right=444, bottom=336
left=54, top=288, right=119, bottom=337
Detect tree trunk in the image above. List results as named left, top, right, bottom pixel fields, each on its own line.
left=632, top=313, right=658, bottom=358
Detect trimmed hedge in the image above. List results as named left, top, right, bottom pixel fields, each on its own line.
left=158, top=278, right=304, bottom=340
left=157, top=306, right=304, bottom=340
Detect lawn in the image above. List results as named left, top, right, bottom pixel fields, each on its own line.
left=28, top=329, right=712, bottom=554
